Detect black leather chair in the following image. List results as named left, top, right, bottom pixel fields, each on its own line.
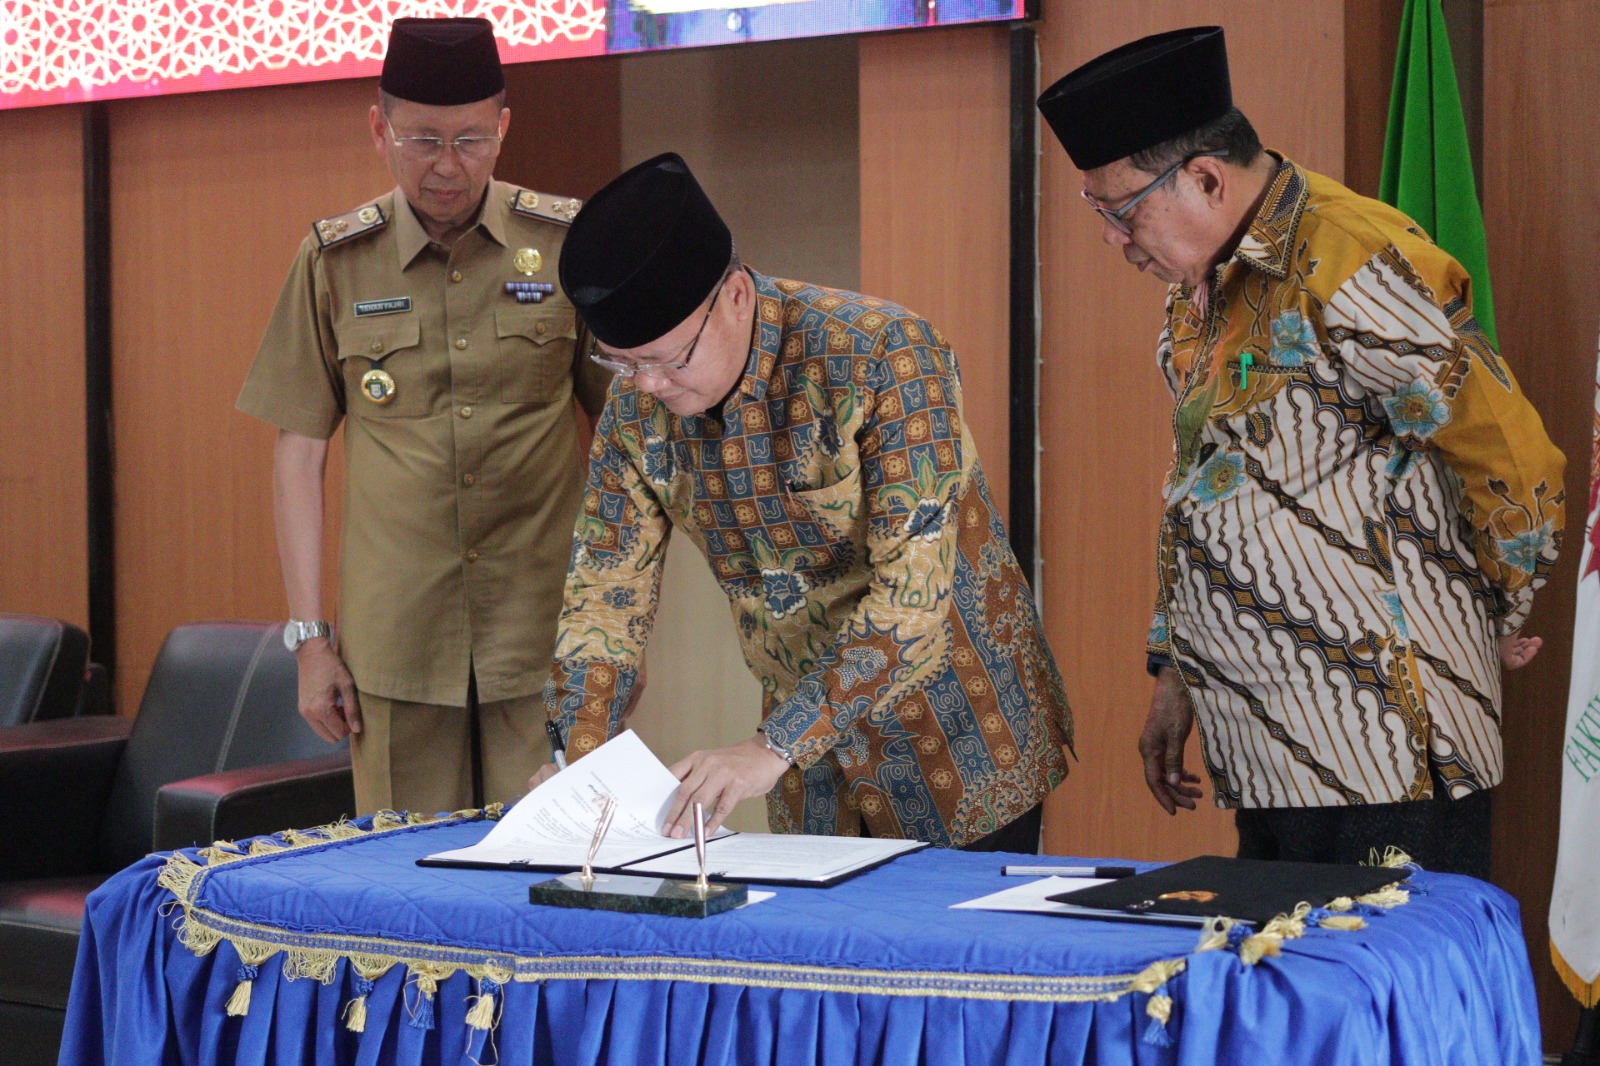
left=0, top=621, right=354, bottom=1065
left=0, top=614, right=91, bottom=728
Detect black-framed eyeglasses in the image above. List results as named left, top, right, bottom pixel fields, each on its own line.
left=1080, top=150, right=1230, bottom=235
left=588, top=263, right=735, bottom=378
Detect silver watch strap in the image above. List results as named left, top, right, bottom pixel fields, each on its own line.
left=759, top=728, right=795, bottom=765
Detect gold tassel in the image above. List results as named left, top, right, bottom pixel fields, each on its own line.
left=343, top=994, right=368, bottom=1033
left=1146, top=992, right=1173, bottom=1024
left=1354, top=885, right=1410, bottom=909
left=1326, top=896, right=1355, bottom=912
left=1377, top=847, right=1414, bottom=869
left=371, top=810, right=409, bottom=832
left=1258, top=902, right=1311, bottom=942
left=464, top=987, right=497, bottom=1031
left=226, top=977, right=254, bottom=1016
left=1126, top=958, right=1186, bottom=994
left=1318, top=914, right=1367, bottom=931
left=1238, top=932, right=1284, bottom=966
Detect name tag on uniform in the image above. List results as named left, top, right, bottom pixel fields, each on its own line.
left=354, top=297, right=412, bottom=317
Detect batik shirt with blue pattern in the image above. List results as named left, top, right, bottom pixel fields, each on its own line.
left=549, top=271, right=1072, bottom=847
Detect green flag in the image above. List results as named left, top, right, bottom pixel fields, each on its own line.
left=1379, top=0, right=1497, bottom=348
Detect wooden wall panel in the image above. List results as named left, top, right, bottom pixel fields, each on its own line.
left=109, top=79, right=384, bottom=715
left=1484, top=0, right=1600, bottom=1042
left=108, top=68, right=621, bottom=716
left=0, top=105, right=89, bottom=629
left=501, top=55, right=623, bottom=200
left=1035, top=2, right=1345, bottom=860
left=616, top=37, right=859, bottom=832
left=859, top=25, right=1013, bottom=518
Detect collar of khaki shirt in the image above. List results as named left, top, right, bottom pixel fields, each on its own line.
left=392, top=183, right=511, bottom=268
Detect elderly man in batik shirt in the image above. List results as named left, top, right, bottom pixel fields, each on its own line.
left=1038, top=27, right=1563, bottom=877
left=537, top=153, right=1073, bottom=852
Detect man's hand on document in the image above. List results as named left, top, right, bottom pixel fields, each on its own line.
left=662, top=736, right=791, bottom=838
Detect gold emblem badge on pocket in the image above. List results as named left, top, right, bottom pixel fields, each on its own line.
left=514, top=247, right=542, bottom=275
left=360, top=368, right=397, bottom=405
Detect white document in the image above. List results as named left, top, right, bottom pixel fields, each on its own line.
left=423, top=729, right=727, bottom=870
left=625, top=833, right=927, bottom=884
left=421, top=730, right=927, bottom=886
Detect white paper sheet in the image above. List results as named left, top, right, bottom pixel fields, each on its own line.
left=424, top=729, right=727, bottom=869
left=624, top=833, right=926, bottom=883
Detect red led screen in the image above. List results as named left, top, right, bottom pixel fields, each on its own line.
left=1, top=1, right=1025, bottom=111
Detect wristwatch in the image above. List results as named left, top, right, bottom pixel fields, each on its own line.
left=282, top=619, right=331, bottom=652
left=758, top=727, right=796, bottom=766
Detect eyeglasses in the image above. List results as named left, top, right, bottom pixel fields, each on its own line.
left=1080, top=150, right=1231, bottom=235
left=385, top=122, right=502, bottom=163
left=588, top=266, right=733, bottom=378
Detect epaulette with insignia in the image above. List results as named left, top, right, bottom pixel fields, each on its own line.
left=510, top=188, right=582, bottom=225
left=313, top=203, right=387, bottom=249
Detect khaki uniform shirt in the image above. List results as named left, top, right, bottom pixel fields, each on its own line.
left=549, top=271, right=1072, bottom=848
left=239, top=181, right=610, bottom=706
left=1147, top=157, right=1565, bottom=807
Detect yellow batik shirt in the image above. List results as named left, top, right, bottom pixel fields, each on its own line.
left=1149, top=156, right=1565, bottom=808
left=549, top=271, right=1072, bottom=847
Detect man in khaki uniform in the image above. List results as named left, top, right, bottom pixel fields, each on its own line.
left=238, top=17, right=608, bottom=815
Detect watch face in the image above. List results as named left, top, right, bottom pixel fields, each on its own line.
left=283, top=623, right=303, bottom=651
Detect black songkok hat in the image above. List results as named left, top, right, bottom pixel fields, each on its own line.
left=560, top=152, right=734, bottom=350
left=1037, top=26, right=1232, bottom=171
left=380, top=17, right=505, bottom=107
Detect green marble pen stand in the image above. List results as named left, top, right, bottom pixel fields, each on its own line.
left=528, top=872, right=748, bottom=917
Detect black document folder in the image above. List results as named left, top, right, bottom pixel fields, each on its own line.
left=1047, top=855, right=1409, bottom=926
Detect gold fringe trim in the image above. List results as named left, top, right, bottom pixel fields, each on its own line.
left=158, top=805, right=1205, bottom=1030
left=1552, top=940, right=1600, bottom=1009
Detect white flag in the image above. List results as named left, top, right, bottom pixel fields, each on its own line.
left=1551, top=325, right=1600, bottom=1009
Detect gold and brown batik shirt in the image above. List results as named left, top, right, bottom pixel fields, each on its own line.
left=1148, top=156, right=1565, bottom=808
left=549, top=271, right=1073, bottom=847
left=239, top=181, right=610, bottom=706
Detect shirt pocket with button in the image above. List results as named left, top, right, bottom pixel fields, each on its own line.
left=497, top=307, right=576, bottom=405
left=783, top=463, right=866, bottom=572
left=335, top=317, right=428, bottom=418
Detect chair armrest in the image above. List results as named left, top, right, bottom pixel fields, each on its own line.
left=0, top=717, right=132, bottom=879
left=153, top=752, right=355, bottom=852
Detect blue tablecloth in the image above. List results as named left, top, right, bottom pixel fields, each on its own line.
left=59, top=812, right=1541, bottom=1065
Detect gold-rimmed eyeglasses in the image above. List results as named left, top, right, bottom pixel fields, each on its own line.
left=385, top=122, right=502, bottom=163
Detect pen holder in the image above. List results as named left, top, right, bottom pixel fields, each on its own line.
left=527, top=799, right=748, bottom=917
left=528, top=873, right=748, bottom=917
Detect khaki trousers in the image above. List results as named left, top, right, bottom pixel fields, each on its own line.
left=350, top=690, right=550, bottom=816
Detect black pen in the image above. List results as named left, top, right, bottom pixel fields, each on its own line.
left=1001, top=865, right=1137, bottom=878
left=545, top=720, right=568, bottom=771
